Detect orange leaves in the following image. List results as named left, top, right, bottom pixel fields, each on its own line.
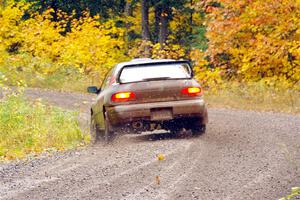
left=156, top=176, right=161, bottom=185
left=204, top=0, right=300, bottom=87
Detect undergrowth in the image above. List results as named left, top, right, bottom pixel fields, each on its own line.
left=0, top=92, right=89, bottom=161
left=205, top=82, right=300, bottom=114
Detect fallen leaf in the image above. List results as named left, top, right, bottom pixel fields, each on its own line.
left=157, top=154, right=165, bottom=161
left=156, top=176, right=160, bottom=185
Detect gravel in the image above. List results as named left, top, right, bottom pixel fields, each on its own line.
left=0, top=88, right=299, bottom=200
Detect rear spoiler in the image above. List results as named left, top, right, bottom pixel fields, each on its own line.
left=122, top=60, right=192, bottom=68
left=117, top=60, right=194, bottom=83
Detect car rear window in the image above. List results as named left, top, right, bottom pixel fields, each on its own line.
left=119, top=63, right=192, bottom=83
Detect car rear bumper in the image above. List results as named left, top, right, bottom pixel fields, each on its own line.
left=106, top=98, right=208, bottom=126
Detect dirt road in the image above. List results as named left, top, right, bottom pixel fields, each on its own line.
left=0, top=88, right=299, bottom=200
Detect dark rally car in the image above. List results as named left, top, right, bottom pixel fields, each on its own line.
left=88, top=58, right=208, bottom=143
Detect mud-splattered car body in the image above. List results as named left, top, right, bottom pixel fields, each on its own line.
left=88, top=59, right=208, bottom=142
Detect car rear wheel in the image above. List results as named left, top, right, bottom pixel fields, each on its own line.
left=104, top=112, right=116, bottom=143
left=90, top=119, right=103, bottom=144
left=169, top=126, right=181, bottom=136
left=191, top=124, right=206, bottom=136
left=184, top=117, right=206, bottom=136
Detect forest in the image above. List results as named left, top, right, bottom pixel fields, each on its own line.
left=0, top=0, right=300, bottom=160
left=0, top=0, right=299, bottom=89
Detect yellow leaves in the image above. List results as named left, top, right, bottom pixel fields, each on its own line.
left=190, top=49, right=208, bottom=66
left=157, top=154, right=165, bottom=161
left=190, top=49, right=225, bottom=91
left=151, top=43, right=185, bottom=60
left=128, top=40, right=186, bottom=60
left=155, top=154, right=165, bottom=185
left=61, top=15, right=127, bottom=76
left=0, top=2, right=128, bottom=83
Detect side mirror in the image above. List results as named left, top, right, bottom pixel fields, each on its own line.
left=87, top=86, right=100, bottom=94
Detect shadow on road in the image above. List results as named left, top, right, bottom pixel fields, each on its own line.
left=129, top=130, right=198, bottom=142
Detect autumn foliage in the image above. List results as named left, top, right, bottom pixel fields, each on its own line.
left=0, top=0, right=299, bottom=91
left=0, top=2, right=127, bottom=84
left=203, top=0, right=300, bottom=88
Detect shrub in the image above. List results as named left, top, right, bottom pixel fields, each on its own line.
left=0, top=92, right=88, bottom=160
left=205, top=0, right=300, bottom=86
left=0, top=2, right=128, bottom=86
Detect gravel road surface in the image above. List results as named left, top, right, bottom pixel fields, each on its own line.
left=0, top=88, right=299, bottom=200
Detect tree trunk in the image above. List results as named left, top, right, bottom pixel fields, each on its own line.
left=159, top=5, right=169, bottom=48
left=141, top=0, right=151, bottom=57
left=125, top=0, right=133, bottom=30
left=154, top=6, right=161, bottom=43
left=141, top=0, right=151, bottom=41
left=50, top=0, right=58, bottom=21
left=190, top=0, right=193, bottom=34
left=124, top=0, right=133, bottom=53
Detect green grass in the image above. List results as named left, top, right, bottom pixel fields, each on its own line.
left=3, top=68, right=93, bottom=93
left=279, top=187, right=300, bottom=200
left=5, top=70, right=300, bottom=115
left=0, top=92, right=89, bottom=161
left=205, top=82, right=300, bottom=114
left=22, top=69, right=92, bottom=93
left=26, top=72, right=300, bottom=115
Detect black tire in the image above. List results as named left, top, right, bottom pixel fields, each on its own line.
left=90, top=118, right=103, bottom=144
left=167, top=122, right=182, bottom=135
left=169, top=127, right=181, bottom=136
left=191, top=124, right=206, bottom=136
left=104, top=112, right=116, bottom=143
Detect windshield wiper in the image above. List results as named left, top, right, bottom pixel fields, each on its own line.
left=142, top=77, right=172, bottom=81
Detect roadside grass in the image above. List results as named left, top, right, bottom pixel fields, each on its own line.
left=0, top=92, right=89, bottom=161
left=5, top=71, right=300, bottom=115
left=279, top=187, right=300, bottom=200
left=13, top=69, right=92, bottom=93
left=205, top=82, right=300, bottom=115
left=30, top=75, right=300, bottom=115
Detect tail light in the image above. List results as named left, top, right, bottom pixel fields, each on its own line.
left=111, top=92, right=136, bottom=102
left=181, top=87, right=202, bottom=96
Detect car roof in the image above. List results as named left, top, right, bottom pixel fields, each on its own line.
left=115, top=58, right=176, bottom=72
